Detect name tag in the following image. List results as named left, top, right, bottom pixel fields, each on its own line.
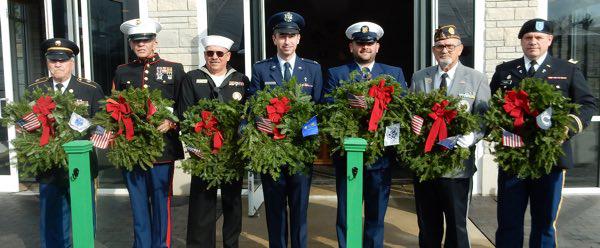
left=548, top=76, right=567, bottom=80
left=196, top=79, right=208, bottom=84
left=265, top=81, right=276, bottom=85
left=229, top=81, right=245, bottom=87
left=300, top=83, right=313, bottom=88
left=459, top=92, right=476, bottom=99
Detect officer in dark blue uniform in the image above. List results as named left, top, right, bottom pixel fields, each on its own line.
left=491, top=18, right=598, bottom=248
left=248, top=11, right=322, bottom=248
left=113, top=18, right=185, bottom=248
left=323, top=22, right=407, bottom=248
left=29, top=38, right=104, bottom=248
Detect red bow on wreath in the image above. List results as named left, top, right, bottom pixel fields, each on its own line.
left=106, top=96, right=135, bottom=141
left=503, top=90, right=538, bottom=131
left=32, top=96, right=56, bottom=146
left=266, top=97, right=291, bottom=140
left=194, top=111, right=223, bottom=154
left=425, top=100, right=457, bottom=152
left=368, top=79, right=394, bottom=132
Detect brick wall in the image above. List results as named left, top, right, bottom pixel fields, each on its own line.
left=148, top=0, right=200, bottom=72
left=484, top=0, right=540, bottom=79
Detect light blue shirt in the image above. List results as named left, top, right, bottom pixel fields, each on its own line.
left=277, top=54, right=296, bottom=78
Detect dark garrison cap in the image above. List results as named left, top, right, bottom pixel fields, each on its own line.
left=434, top=25, right=461, bottom=42
left=518, top=18, right=554, bottom=39
left=267, top=11, right=305, bottom=34
left=41, top=38, right=79, bottom=61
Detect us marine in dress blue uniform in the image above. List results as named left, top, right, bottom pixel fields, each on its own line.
left=247, top=11, right=322, bottom=248
left=29, top=38, right=104, bottom=248
left=491, top=19, right=598, bottom=248
left=112, top=18, right=185, bottom=248
left=323, top=22, right=407, bottom=248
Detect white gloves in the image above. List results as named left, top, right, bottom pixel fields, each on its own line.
left=457, top=132, right=483, bottom=148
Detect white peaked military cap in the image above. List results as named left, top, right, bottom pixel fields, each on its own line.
left=120, top=18, right=162, bottom=40
left=345, top=21, right=384, bottom=42
left=200, top=35, right=235, bottom=50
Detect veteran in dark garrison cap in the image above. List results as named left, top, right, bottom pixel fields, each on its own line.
left=491, top=18, right=597, bottom=248
left=411, top=24, right=490, bottom=248
left=28, top=37, right=104, bottom=248
left=322, top=21, right=407, bottom=248
left=248, top=11, right=322, bottom=248
left=113, top=18, right=186, bottom=248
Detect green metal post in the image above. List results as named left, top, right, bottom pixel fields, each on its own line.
left=344, top=138, right=367, bottom=248
left=63, top=140, right=95, bottom=248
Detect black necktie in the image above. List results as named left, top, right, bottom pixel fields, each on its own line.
left=56, top=83, right=63, bottom=94
left=361, top=67, right=371, bottom=80
left=284, top=62, right=292, bottom=82
left=440, top=73, right=449, bottom=94
left=527, top=60, right=537, bottom=77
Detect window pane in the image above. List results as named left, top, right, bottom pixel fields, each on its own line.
left=438, top=0, right=475, bottom=67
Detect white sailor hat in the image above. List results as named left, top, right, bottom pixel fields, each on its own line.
left=200, top=35, right=234, bottom=50
left=345, top=22, right=384, bottom=42
left=120, top=18, right=162, bottom=41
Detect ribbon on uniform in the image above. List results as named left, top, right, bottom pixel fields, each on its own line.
left=368, top=79, right=394, bottom=131
left=106, top=96, right=134, bottom=141
left=194, top=111, right=223, bottom=154
left=424, top=100, right=457, bottom=152
left=32, top=96, right=56, bottom=146
left=503, top=90, right=538, bottom=131
left=266, top=97, right=291, bottom=140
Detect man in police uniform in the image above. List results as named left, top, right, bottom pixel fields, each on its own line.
left=323, top=21, right=407, bottom=248
left=179, top=35, right=248, bottom=248
left=29, top=38, right=104, bottom=248
left=411, top=25, right=490, bottom=248
left=247, top=11, right=322, bottom=248
left=113, top=18, right=185, bottom=248
left=491, top=18, right=597, bottom=247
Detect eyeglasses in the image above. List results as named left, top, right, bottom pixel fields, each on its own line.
left=433, top=44, right=461, bottom=52
left=204, top=50, right=227, bottom=57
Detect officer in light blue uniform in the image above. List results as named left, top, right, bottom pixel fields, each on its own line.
left=324, top=21, right=407, bottom=248
left=248, top=11, right=322, bottom=248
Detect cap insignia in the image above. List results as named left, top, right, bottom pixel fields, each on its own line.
left=448, top=27, right=455, bottom=35
left=535, top=21, right=544, bottom=31
left=361, top=26, right=369, bottom=33
left=135, top=19, right=141, bottom=25
left=55, top=40, right=61, bottom=46
left=284, top=12, right=293, bottom=22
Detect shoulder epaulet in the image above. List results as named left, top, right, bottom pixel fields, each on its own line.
left=77, top=77, right=98, bottom=88
left=29, top=77, right=50, bottom=87
left=300, top=58, right=319, bottom=65
left=255, top=58, right=270, bottom=64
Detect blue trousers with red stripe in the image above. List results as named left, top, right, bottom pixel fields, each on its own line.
left=496, top=168, right=565, bottom=248
left=123, top=163, right=174, bottom=248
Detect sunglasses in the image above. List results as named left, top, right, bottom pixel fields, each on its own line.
left=204, top=50, right=227, bottom=57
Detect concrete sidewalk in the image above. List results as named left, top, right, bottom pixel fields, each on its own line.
left=0, top=184, right=493, bottom=248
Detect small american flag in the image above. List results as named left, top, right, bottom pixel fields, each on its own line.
left=347, top=93, right=367, bottom=109
left=411, top=115, right=424, bottom=135
left=90, top=126, right=113, bottom=149
left=186, top=146, right=203, bottom=158
left=502, top=129, right=524, bottom=148
left=16, top=112, right=41, bottom=131
left=255, top=117, right=274, bottom=134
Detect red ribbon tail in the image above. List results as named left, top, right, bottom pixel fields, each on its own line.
left=368, top=101, right=383, bottom=132
left=39, top=123, right=50, bottom=146
left=212, top=131, right=224, bottom=154
left=273, top=127, right=285, bottom=140
left=123, top=117, right=134, bottom=141
left=425, top=119, right=443, bottom=152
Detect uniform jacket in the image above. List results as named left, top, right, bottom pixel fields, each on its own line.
left=248, top=56, right=322, bottom=103
left=28, top=75, right=105, bottom=184
left=411, top=62, right=491, bottom=178
left=490, top=55, right=598, bottom=169
left=178, top=65, right=249, bottom=116
left=112, top=53, right=185, bottom=162
left=324, top=62, right=407, bottom=103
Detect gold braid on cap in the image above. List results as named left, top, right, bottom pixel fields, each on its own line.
left=48, top=47, right=73, bottom=53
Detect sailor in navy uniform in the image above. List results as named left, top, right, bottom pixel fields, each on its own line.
left=323, top=21, right=407, bottom=248
left=113, top=18, right=186, bottom=248
left=491, top=18, right=598, bottom=248
left=247, top=11, right=322, bottom=248
left=178, top=35, right=248, bottom=248
left=29, top=38, right=104, bottom=248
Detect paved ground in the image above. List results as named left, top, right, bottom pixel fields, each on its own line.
left=0, top=185, right=493, bottom=248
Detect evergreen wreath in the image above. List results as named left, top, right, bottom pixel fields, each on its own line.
left=93, top=87, right=176, bottom=171
left=484, top=77, right=579, bottom=179
left=239, top=79, right=319, bottom=180
left=1, top=89, right=89, bottom=177
left=320, top=74, right=405, bottom=166
left=388, top=89, right=479, bottom=181
left=180, top=99, right=245, bottom=188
